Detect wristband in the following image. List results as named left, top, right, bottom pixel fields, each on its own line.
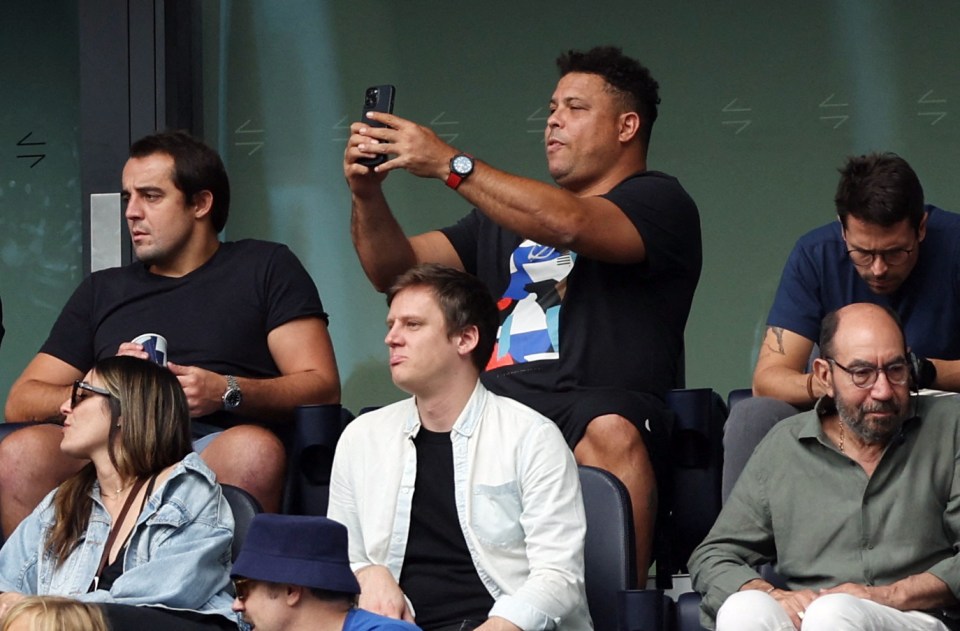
left=806, top=373, right=815, bottom=401
left=913, top=355, right=937, bottom=389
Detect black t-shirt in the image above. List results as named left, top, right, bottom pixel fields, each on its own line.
left=40, top=239, right=327, bottom=427
left=399, top=428, right=493, bottom=629
left=441, top=171, right=702, bottom=401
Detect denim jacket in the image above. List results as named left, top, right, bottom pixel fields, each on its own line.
left=329, top=382, right=592, bottom=630
left=0, top=452, right=237, bottom=622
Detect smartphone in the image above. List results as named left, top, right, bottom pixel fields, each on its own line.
left=358, top=84, right=396, bottom=167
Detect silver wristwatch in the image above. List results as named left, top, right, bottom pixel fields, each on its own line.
left=222, top=375, right=243, bottom=410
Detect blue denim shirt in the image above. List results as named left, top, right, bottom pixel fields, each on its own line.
left=0, top=453, right=237, bottom=622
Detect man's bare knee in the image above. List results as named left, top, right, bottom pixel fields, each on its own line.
left=199, top=426, right=286, bottom=512
left=0, top=425, right=73, bottom=483
left=576, top=414, right=646, bottom=464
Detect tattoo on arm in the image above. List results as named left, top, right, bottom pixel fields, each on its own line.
left=766, top=327, right=786, bottom=355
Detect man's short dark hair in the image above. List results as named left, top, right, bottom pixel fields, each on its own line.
left=834, top=152, right=925, bottom=232
left=307, top=587, right=357, bottom=606
left=129, top=131, right=231, bottom=232
left=387, top=263, right=499, bottom=372
left=261, top=582, right=356, bottom=607
left=556, top=45, right=660, bottom=146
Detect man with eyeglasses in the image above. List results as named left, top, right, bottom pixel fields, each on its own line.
left=690, top=302, right=960, bottom=631
left=722, top=151, right=960, bottom=501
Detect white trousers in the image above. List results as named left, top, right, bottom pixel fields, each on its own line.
left=716, top=590, right=950, bottom=631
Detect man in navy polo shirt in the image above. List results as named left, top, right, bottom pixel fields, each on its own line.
left=723, top=152, right=960, bottom=499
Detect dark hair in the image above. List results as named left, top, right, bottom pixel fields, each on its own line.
left=307, top=587, right=357, bottom=606
left=819, top=304, right=906, bottom=360
left=129, top=131, right=231, bottom=232
left=556, top=45, right=660, bottom=146
left=386, top=264, right=499, bottom=372
left=260, top=582, right=356, bottom=607
left=48, top=356, right=192, bottom=564
left=834, top=152, right=925, bottom=232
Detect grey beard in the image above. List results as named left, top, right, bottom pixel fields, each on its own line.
left=837, top=399, right=903, bottom=445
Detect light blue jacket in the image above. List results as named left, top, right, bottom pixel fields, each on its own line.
left=0, top=452, right=237, bottom=623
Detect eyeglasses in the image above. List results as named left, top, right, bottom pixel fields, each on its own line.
left=846, top=246, right=914, bottom=267
left=233, top=578, right=251, bottom=601
left=71, top=381, right=114, bottom=409
left=825, top=357, right=910, bottom=389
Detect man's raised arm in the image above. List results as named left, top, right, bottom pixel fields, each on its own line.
left=345, top=119, right=463, bottom=292
left=346, top=112, right=647, bottom=270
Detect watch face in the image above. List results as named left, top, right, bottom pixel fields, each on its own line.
left=224, top=389, right=242, bottom=409
left=452, top=155, right=473, bottom=175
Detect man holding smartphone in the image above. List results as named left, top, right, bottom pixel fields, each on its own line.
left=344, top=46, right=702, bottom=586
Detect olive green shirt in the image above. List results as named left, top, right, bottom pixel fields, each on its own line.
left=689, top=394, right=960, bottom=628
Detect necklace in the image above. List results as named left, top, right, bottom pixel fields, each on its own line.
left=838, top=420, right=845, bottom=454
left=109, top=480, right=134, bottom=499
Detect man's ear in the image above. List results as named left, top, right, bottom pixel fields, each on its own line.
left=456, top=325, right=479, bottom=357
left=190, top=190, right=214, bottom=220
left=285, top=584, right=304, bottom=606
left=812, top=357, right=834, bottom=398
left=618, top=111, right=641, bottom=143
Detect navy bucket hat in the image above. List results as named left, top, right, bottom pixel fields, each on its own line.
left=231, top=514, right=360, bottom=595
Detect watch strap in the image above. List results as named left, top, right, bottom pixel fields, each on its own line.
left=445, top=153, right=474, bottom=190
left=446, top=171, right=465, bottom=189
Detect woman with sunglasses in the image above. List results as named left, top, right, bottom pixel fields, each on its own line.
left=0, top=356, right=238, bottom=630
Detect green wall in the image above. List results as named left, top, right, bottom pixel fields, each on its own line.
left=202, top=1, right=960, bottom=412
left=0, top=2, right=82, bottom=416
left=3, top=1, right=958, bottom=417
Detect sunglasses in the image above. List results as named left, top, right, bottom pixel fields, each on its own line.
left=233, top=578, right=251, bottom=601
left=70, top=380, right=114, bottom=409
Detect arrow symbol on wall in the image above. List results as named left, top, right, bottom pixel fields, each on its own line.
left=917, top=90, right=947, bottom=125
left=431, top=112, right=459, bottom=143
left=818, top=93, right=849, bottom=129
left=16, top=132, right=46, bottom=167
left=918, top=112, right=947, bottom=125
left=721, top=99, right=752, bottom=134
left=527, top=107, right=549, bottom=134
left=331, top=116, right=350, bottom=142
left=234, top=120, right=265, bottom=155
left=918, top=89, right=947, bottom=104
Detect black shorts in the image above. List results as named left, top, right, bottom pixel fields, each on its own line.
left=496, top=387, right=670, bottom=450
left=491, top=387, right=673, bottom=498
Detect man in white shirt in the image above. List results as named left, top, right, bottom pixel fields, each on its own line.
left=328, top=264, right=592, bottom=631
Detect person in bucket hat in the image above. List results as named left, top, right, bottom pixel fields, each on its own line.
left=231, top=514, right=420, bottom=631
